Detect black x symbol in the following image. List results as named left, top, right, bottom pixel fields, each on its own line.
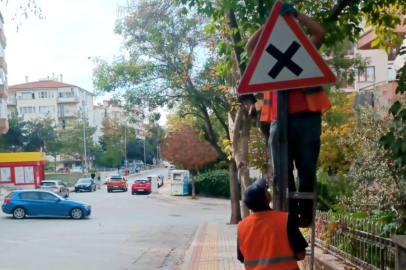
left=266, top=41, right=303, bottom=79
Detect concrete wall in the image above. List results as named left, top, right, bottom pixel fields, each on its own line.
left=45, top=172, right=83, bottom=187
left=358, top=49, right=388, bottom=90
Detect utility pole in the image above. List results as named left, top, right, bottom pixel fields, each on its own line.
left=124, top=123, right=127, bottom=168
left=143, top=138, right=146, bottom=168
left=82, top=108, right=88, bottom=172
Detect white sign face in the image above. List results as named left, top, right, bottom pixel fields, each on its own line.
left=15, top=167, right=25, bottom=184
left=24, top=167, right=34, bottom=183
left=249, top=15, right=323, bottom=85
left=0, top=167, right=11, bottom=182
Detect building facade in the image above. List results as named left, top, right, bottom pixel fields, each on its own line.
left=7, top=75, right=95, bottom=127
left=0, top=13, right=8, bottom=134
left=340, top=23, right=406, bottom=108
left=93, top=99, right=145, bottom=142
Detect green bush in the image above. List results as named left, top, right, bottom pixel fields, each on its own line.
left=194, top=170, right=230, bottom=198
left=316, top=171, right=353, bottom=212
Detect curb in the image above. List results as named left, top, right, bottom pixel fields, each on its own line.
left=181, top=223, right=207, bottom=270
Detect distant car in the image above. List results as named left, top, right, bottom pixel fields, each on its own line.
left=104, top=173, right=121, bottom=185
left=75, top=178, right=96, bottom=192
left=2, top=190, right=91, bottom=220
left=57, top=167, right=70, bottom=173
left=38, top=180, right=69, bottom=198
left=158, top=174, right=164, bottom=186
left=147, top=175, right=163, bottom=188
left=107, top=175, right=128, bottom=193
left=72, top=167, right=82, bottom=173
left=132, top=180, right=151, bottom=194
left=169, top=165, right=176, bottom=170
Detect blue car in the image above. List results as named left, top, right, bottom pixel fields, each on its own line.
left=2, top=190, right=91, bottom=220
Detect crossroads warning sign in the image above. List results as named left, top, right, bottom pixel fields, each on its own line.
left=238, top=1, right=336, bottom=95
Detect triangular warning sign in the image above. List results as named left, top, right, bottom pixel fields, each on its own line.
left=238, top=1, right=336, bottom=95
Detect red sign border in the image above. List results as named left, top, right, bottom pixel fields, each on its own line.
left=238, top=1, right=336, bottom=95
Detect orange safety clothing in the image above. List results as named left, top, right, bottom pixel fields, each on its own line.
left=238, top=211, right=300, bottom=270
left=260, top=87, right=331, bottom=123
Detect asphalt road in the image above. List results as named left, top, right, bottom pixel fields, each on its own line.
left=0, top=168, right=229, bottom=270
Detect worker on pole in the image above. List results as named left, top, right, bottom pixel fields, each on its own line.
left=246, top=3, right=331, bottom=227
left=237, top=179, right=308, bottom=269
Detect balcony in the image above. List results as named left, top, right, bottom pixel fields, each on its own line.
left=57, top=97, right=79, bottom=104
left=358, top=24, right=406, bottom=50
left=0, top=56, right=7, bottom=74
left=58, top=110, right=76, bottom=118
left=0, top=85, right=8, bottom=99
left=6, top=98, right=16, bottom=106
left=0, top=28, right=6, bottom=48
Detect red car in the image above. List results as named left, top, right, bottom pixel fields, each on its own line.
left=132, top=180, right=151, bottom=195
left=57, top=167, right=71, bottom=173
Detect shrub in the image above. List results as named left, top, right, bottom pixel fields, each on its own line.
left=194, top=170, right=230, bottom=198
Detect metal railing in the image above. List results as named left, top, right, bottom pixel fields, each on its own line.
left=315, top=212, right=399, bottom=270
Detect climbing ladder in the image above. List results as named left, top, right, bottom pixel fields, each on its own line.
left=272, top=90, right=317, bottom=270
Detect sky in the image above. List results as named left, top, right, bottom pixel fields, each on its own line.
left=1, top=0, right=167, bottom=125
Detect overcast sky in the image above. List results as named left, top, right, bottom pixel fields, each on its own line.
left=1, top=0, right=124, bottom=96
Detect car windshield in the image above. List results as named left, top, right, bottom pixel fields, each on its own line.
left=136, top=180, right=147, bottom=184
left=110, top=177, right=123, bottom=181
left=47, top=192, right=65, bottom=201
left=40, top=182, right=56, bottom=186
left=109, top=174, right=120, bottom=178
left=77, top=179, right=91, bottom=183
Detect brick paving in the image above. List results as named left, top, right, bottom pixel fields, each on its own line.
left=185, top=223, right=245, bottom=270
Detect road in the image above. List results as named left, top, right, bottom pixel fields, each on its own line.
left=0, top=168, right=230, bottom=270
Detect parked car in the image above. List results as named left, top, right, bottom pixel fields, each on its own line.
left=132, top=180, right=151, bottom=194
left=72, top=167, right=82, bottom=173
left=38, top=180, right=69, bottom=198
left=169, top=165, right=176, bottom=170
left=2, top=190, right=91, bottom=220
left=147, top=175, right=163, bottom=188
left=158, top=174, right=164, bottom=186
left=104, top=173, right=120, bottom=185
left=75, top=178, right=96, bottom=192
left=57, top=167, right=70, bottom=173
left=107, top=175, right=128, bottom=193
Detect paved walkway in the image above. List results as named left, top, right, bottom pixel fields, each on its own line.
left=183, top=223, right=245, bottom=270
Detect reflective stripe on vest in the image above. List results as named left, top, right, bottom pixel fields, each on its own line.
left=238, top=211, right=299, bottom=270
left=244, top=256, right=297, bottom=267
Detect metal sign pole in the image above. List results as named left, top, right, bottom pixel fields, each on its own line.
left=272, top=90, right=289, bottom=212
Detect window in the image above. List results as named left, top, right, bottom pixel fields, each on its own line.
left=358, top=66, right=375, bottom=82
left=19, top=106, right=36, bottom=114
left=20, top=92, right=35, bottom=100
left=19, top=192, right=41, bottom=200
left=0, top=167, right=11, bottom=182
left=39, top=106, right=55, bottom=114
left=388, top=64, right=397, bottom=81
left=41, top=192, right=59, bottom=201
left=14, top=166, right=34, bottom=184
left=38, top=91, right=54, bottom=99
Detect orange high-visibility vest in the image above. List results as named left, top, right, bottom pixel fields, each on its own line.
left=238, top=211, right=299, bottom=270
left=260, top=87, right=331, bottom=123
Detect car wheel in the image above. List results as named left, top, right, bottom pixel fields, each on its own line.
left=75, top=189, right=78, bottom=193
left=71, top=208, right=83, bottom=220
left=13, top=207, right=26, bottom=219
left=65, top=190, right=70, bottom=198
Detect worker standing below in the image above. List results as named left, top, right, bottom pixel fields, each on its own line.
left=237, top=179, right=308, bottom=269
left=246, top=3, right=331, bottom=227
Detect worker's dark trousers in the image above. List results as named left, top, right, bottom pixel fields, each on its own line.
left=269, top=112, right=321, bottom=221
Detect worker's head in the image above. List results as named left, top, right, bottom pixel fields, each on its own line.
left=243, top=178, right=271, bottom=212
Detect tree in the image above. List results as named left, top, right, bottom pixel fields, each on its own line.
left=0, top=0, right=44, bottom=31
left=93, top=0, right=243, bottom=223
left=59, top=114, right=96, bottom=170
left=161, top=127, right=217, bottom=198
left=0, top=111, right=26, bottom=152
left=24, top=114, right=58, bottom=152
left=319, top=92, right=356, bottom=174
left=166, top=112, right=195, bottom=133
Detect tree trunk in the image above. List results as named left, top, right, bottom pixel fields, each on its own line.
left=229, top=159, right=242, bottom=224
left=191, top=174, right=196, bottom=199
left=240, top=112, right=252, bottom=218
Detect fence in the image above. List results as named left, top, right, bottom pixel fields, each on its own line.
left=315, top=212, right=399, bottom=270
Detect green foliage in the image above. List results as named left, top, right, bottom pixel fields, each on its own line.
left=194, top=170, right=231, bottom=198
left=0, top=111, right=26, bottom=152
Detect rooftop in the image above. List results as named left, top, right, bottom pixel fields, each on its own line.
left=9, top=80, right=95, bottom=95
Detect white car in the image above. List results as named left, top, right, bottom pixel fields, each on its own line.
left=72, top=167, right=82, bottom=173
left=38, top=180, right=70, bottom=198
left=147, top=175, right=163, bottom=188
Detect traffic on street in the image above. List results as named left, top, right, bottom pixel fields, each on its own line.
left=0, top=168, right=229, bottom=270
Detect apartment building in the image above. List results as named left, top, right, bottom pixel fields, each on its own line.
left=93, top=99, right=145, bottom=142
left=0, top=13, right=8, bottom=134
left=341, top=23, right=406, bottom=108
left=7, top=75, right=95, bottom=127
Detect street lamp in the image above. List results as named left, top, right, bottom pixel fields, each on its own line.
left=120, top=120, right=128, bottom=168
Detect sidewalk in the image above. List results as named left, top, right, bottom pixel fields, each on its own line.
left=148, top=180, right=231, bottom=207
left=182, top=223, right=244, bottom=270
